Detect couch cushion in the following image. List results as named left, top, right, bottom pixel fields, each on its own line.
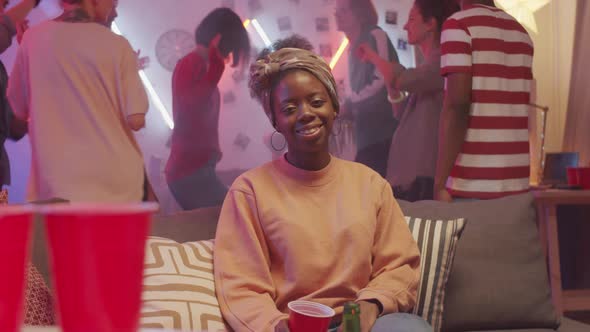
left=398, top=193, right=559, bottom=331
left=406, top=216, right=466, bottom=332
left=140, top=236, right=228, bottom=331
left=150, top=206, right=221, bottom=243
left=469, top=317, right=590, bottom=332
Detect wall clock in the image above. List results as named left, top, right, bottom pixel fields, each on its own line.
left=155, top=29, right=195, bottom=71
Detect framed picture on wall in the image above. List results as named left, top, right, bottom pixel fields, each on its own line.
left=319, top=43, right=333, bottom=59
left=233, top=133, right=251, bottom=151
left=221, top=0, right=235, bottom=9
left=397, top=38, right=408, bottom=50
left=315, top=17, right=330, bottom=32
left=278, top=16, right=292, bottom=31
left=385, top=10, right=398, bottom=25
left=223, top=91, right=236, bottom=104
left=248, top=0, right=262, bottom=14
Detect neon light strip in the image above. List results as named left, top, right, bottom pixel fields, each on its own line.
left=250, top=19, right=272, bottom=47
left=243, top=19, right=251, bottom=28
left=111, top=23, right=174, bottom=129
left=330, top=37, right=349, bottom=69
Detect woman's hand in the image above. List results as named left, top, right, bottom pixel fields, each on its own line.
left=434, top=187, right=453, bottom=202
left=208, top=33, right=224, bottom=62
left=355, top=43, right=378, bottom=63
left=16, top=19, right=29, bottom=44
left=358, top=301, right=380, bottom=332
left=274, top=319, right=290, bottom=332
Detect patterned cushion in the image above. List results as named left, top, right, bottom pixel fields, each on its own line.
left=406, top=217, right=466, bottom=332
left=24, top=264, right=55, bottom=326
left=140, top=236, right=228, bottom=331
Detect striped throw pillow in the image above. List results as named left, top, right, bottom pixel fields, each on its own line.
left=406, top=217, right=466, bottom=332
left=140, top=236, right=228, bottom=331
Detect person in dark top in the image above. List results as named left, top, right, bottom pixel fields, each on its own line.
left=165, top=7, right=250, bottom=210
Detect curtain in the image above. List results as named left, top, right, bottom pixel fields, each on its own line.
left=563, top=0, right=590, bottom=165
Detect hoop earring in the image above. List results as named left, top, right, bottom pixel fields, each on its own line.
left=271, top=130, right=287, bottom=151
left=331, top=117, right=343, bottom=136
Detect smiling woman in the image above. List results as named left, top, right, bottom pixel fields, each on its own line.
left=212, top=47, right=430, bottom=332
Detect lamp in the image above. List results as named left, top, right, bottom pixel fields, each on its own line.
left=529, top=102, right=549, bottom=183
left=495, top=0, right=551, bottom=33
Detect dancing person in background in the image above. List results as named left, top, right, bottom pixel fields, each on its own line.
left=0, top=0, right=40, bottom=202
left=334, top=0, right=398, bottom=177
left=165, top=7, right=250, bottom=210
left=214, top=48, right=429, bottom=332
left=8, top=0, right=149, bottom=202
left=357, top=0, right=459, bottom=201
left=435, top=0, right=534, bottom=201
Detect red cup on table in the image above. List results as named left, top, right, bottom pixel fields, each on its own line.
left=41, top=203, right=158, bottom=332
left=566, top=167, right=579, bottom=186
left=288, top=300, right=335, bottom=332
left=577, top=167, right=590, bottom=189
left=0, top=205, right=34, bottom=332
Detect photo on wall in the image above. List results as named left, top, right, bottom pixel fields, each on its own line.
left=315, top=17, right=330, bottom=32
left=397, top=38, right=408, bottom=50
left=319, top=43, right=333, bottom=59
left=223, top=91, right=236, bottom=104
left=248, top=0, right=263, bottom=14
left=385, top=10, right=398, bottom=25
left=278, top=16, right=292, bottom=31
left=220, top=0, right=235, bottom=9
left=233, top=133, right=251, bottom=151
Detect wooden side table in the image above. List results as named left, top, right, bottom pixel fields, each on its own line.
left=533, top=189, right=590, bottom=315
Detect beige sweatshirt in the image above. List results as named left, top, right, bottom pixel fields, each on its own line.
left=214, top=156, right=420, bottom=332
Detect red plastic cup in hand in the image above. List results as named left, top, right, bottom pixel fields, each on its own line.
left=288, top=300, right=335, bottom=332
left=0, top=205, right=34, bottom=332
left=41, top=203, right=158, bottom=332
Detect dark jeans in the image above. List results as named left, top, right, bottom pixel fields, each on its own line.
left=392, top=177, right=434, bottom=202
left=168, top=165, right=227, bottom=210
left=355, top=139, right=392, bottom=178
left=329, top=313, right=433, bottom=332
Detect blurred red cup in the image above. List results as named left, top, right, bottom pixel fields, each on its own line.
left=288, top=300, right=335, bottom=332
left=0, top=205, right=34, bottom=332
left=566, top=167, right=580, bottom=186
left=577, top=167, right=590, bottom=189
left=41, top=203, right=158, bottom=332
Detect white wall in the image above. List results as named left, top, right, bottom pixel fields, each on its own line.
left=1, top=0, right=414, bottom=205
left=524, top=0, right=576, bottom=153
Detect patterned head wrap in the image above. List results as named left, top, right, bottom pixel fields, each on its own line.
left=248, top=48, right=340, bottom=126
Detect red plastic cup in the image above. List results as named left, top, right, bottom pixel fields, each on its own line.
left=0, top=205, right=34, bottom=332
left=577, top=167, right=590, bottom=189
left=566, top=167, right=579, bottom=186
left=288, top=300, right=335, bottom=332
left=41, top=203, right=158, bottom=332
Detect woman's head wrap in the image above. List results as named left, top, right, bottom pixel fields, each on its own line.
left=248, top=48, right=340, bottom=125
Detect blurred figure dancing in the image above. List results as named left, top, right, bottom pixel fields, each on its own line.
left=358, top=0, right=459, bottom=201
left=335, top=0, right=398, bottom=177
left=165, top=8, right=250, bottom=210
left=8, top=0, right=149, bottom=202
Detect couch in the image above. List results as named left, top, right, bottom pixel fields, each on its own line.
left=30, top=193, right=590, bottom=331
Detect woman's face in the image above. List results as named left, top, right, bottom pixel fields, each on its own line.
left=334, top=0, right=359, bottom=32
left=272, top=70, right=336, bottom=158
left=404, top=3, right=434, bottom=45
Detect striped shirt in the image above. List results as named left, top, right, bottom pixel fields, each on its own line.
left=440, top=4, right=534, bottom=199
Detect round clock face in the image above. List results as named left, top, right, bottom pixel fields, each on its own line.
left=155, top=29, right=195, bottom=71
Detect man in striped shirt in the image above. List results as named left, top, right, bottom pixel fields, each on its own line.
left=434, top=0, right=534, bottom=200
